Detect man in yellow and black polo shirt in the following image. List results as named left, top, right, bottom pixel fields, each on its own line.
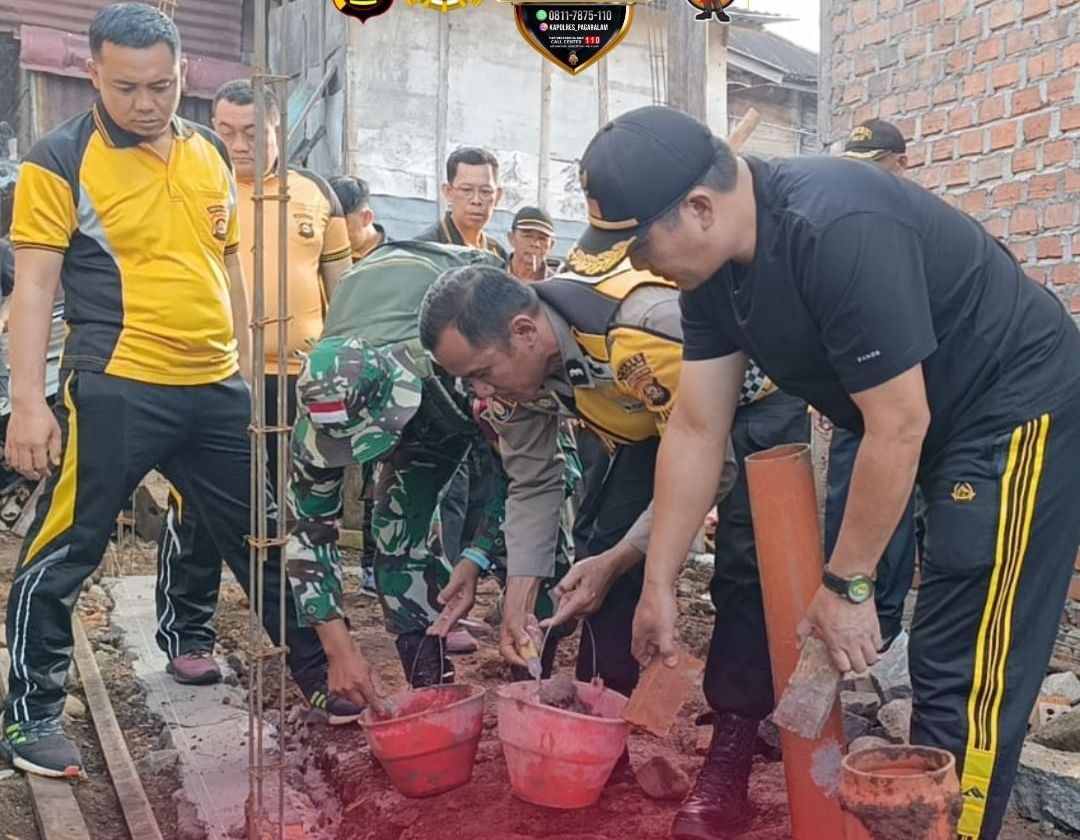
left=153, top=79, right=357, bottom=710
left=1, top=4, right=344, bottom=779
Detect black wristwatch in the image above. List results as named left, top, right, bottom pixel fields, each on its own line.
left=822, top=568, right=876, bottom=604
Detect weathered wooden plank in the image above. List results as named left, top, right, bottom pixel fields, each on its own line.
left=0, top=649, right=92, bottom=840
left=71, top=617, right=164, bottom=840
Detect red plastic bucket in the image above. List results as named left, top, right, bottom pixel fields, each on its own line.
left=359, top=683, right=486, bottom=797
left=496, top=679, right=630, bottom=809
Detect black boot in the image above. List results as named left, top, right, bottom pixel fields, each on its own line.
left=672, top=712, right=758, bottom=840
left=395, top=632, right=455, bottom=689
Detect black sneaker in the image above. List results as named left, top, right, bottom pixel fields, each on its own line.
left=1, top=717, right=83, bottom=778
left=307, top=689, right=364, bottom=726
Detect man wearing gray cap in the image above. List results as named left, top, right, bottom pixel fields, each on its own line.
left=507, top=206, right=558, bottom=282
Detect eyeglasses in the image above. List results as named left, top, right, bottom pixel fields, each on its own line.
left=452, top=185, right=497, bottom=202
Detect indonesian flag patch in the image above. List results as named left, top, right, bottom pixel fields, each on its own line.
left=308, top=400, right=349, bottom=426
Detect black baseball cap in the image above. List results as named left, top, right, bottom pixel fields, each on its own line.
left=511, top=206, right=555, bottom=237
left=566, top=106, right=719, bottom=277
left=842, top=119, right=906, bottom=160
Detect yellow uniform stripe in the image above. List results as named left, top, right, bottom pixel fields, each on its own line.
left=958, top=415, right=1050, bottom=838
left=25, top=374, right=79, bottom=564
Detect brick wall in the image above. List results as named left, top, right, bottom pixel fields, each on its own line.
left=822, top=0, right=1080, bottom=665
left=822, top=0, right=1079, bottom=316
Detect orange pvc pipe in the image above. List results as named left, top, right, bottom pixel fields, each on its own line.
left=745, top=443, right=847, bottom=840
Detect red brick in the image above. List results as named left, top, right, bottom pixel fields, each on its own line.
left=1068, top=170, right=1080, bottom=193
left=844, top=31, right=862, bottom=52
left=959, top=129, right=985, bottom=156
left=1012, top=147, right=1038, bottom=173
left=1022, top=0, right=1050, bottom=18
left=961, top=189, right=988, bottom=214
left=1023, top=113, right=1052, bottom=141
left=949, top=106, right=976, bottom=131
left=978, top=96, right=1006, bottom=123
left=843, top=82, right=862, bottom=105
left=916, top=0, right=943, bottom=24
left=904, top=34, right=927, bottom=59
left=1010, top=207, right=1039, bottom=235
left=920, top=111, right=946, bottom=139
left=933, top=82, right=959, bottom=104
left=1006, top=29, right=1037, bottom=52
left=854, top=53, right=876, bottom=76
left=889, top=11, right=913, bottom=37
left=864, top=20, right=888, bottom=45
left=1044, top=202, right=1075, bottom=229
left=1009, top=241, right=1029, bottom=264
left=989, top=0, right=1013, bottom=27
left=959, top=14, right=984, bottom=40
left=919, top=165, right=943, bottom=189
left=946, top=48, right=969, bottom=73
left=1062, top=106, right=1080, bottom=133
left=906, top=143, right=927, bottom=167
left=1048, top=73, right=1077, bottom=104
left=852, top=0, right=873, bottom=24
left=893, top=64, right=919, bottom=88
left=933, top=24, right=957, bottom=49
left=1028, top=51, right=1058, bottom=79
left=1029, top=174, right=1060, bottom=200
left=878, top=0, right=900, bottom=12
left=974, top=36, right=1002, bottom=65
left=1039, top=15, right=1072, bottom=42
left=1011, top=87, right=1045, bottom=116
left=1065, top=43, right=1080, bottom=70
left=1055, top=264, right=1080, bottom=286
left=964, top=72, right=988, bottom=97
left=853, top=103, right=875, bottom=125
left=896, top=118, right=918, bottom=141
left=978, top=156, right=1004, bottom=182
left=945, top=0, right=968, bottom=14
left=932, top=138, right=956, bottom=161
left=984, top=217, right=1006, bottom=238
left=880, top=96, right=901, bottom=118
left=1071, top=295, right=1080, bottom=315
left=946, top=161, right=972, bottom=186
left=989, top=121, right=1017, bottom=150
left=993, top=181, right=1023, bottom=207
left=1037, top=236, right=1065, bottom=260
left=907, top=89, right=930, bottom=112
left=1044, top=140, right=1074, bottom=166
left=991, top=62, right=1020, bottom=90
left=1027, top=266, right=1047, bottom=285
left=920, top=56, right=944, bottom=83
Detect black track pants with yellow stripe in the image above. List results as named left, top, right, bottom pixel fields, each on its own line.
left=3, top=370, right=327, bottom=723
left=910, top=395, right=1080, bottom=840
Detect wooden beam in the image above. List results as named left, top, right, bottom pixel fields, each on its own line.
left=72, top=617, right=164, bottom=840
left=0, top=650, right=92, bottom=840
left=666, top=4, right=707, bottom=121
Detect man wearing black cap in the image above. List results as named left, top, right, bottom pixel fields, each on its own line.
left=841, top=118, right=908, bottom=174
left=567, top=105, right=1080, bottom=840
left=507, top=206, right=558, bottom=282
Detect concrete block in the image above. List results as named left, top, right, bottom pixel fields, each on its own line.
left=878, top=698, right=913, bottom=744
left=635, top=756, right=691, bottom=801
left=844, top=711, right=871, bottom=745
left=1042, top=671, right=1080, bottom=705
left=1034, top=706, right=1080, bottom=752
left=1012, top=742, right=1080, bottom=832
left=842, top=690, right=881, bottom=719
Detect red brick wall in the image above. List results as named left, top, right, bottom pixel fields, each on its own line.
left=824, top=0, right=1079, bottom=315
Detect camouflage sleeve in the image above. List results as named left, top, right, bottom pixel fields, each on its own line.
left=463, top=441, right=507, bottom=565
left=287, top=459, right=348, bottom=626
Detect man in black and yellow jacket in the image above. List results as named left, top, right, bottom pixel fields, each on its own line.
left=1, top=4, right=341, bottom=778
left=420, top=263, right=807, bottom=839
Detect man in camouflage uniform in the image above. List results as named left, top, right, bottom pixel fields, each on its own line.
left=285, top=242, right=574, bottom=701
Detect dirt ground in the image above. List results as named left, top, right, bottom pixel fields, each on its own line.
left=0, top=530, right=1073, bottom=839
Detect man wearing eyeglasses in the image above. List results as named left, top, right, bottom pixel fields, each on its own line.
left=417, top=147, right=508, bottom=261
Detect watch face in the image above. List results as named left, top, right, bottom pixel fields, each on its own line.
left=848, top=577, right=874, bottom=604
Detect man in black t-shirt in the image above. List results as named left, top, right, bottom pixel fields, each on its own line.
left=565, top=106, right=1080, bottom=840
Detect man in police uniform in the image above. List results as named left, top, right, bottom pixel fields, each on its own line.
left=153, top=79, right=355, bottom=703
left=284, top=241, right=574, bottom=704
left=2, top=4, right=335, bottom=777
left=572, top=106, right=1080, bottom=840
left=420, top=266, right=803, bottom=838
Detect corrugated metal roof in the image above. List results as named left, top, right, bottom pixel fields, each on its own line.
left=0, top=0, right=244, bottom=62
left=728, top=25, right=818, bottom=81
